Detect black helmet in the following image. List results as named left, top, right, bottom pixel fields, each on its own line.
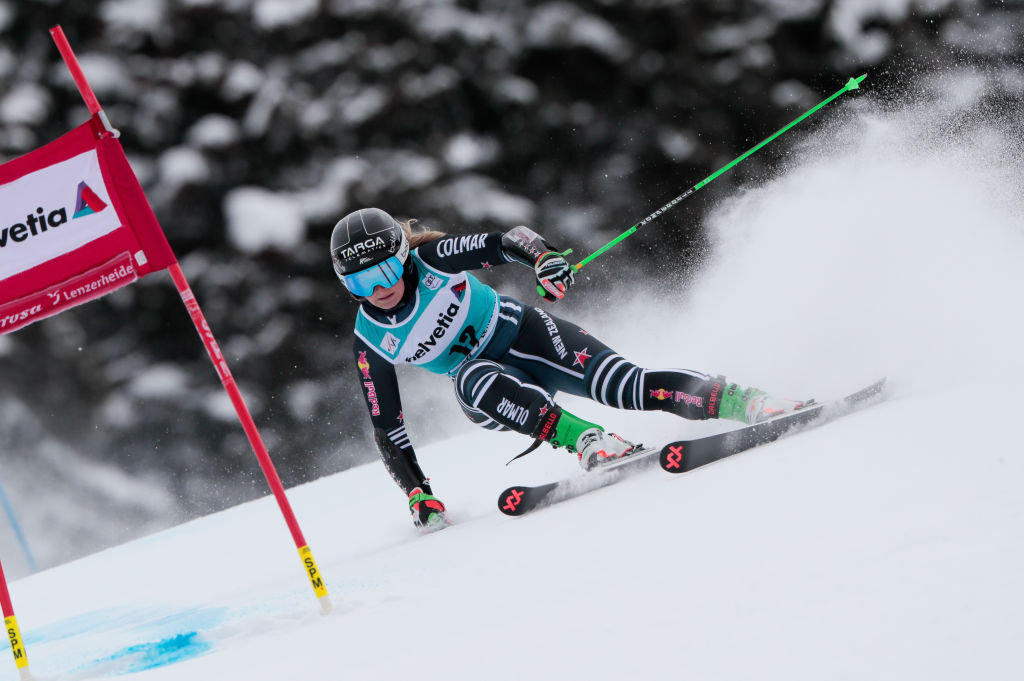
left=330, top=208, right=410, bottom=296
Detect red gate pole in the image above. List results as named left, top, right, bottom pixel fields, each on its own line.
left=168, top=264, right=331, bottom=613
left=0, top=557, right=32, bottom=680
left=50, top=26, right=332, bottom=613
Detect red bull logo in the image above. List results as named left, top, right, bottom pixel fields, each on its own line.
left=363, top=380, right=380, bottom=416
left=676, top=392, right=703, bottom=407
left=650, top=388, right=703, bottom=407
left=357, top=351, right=372, bottom=380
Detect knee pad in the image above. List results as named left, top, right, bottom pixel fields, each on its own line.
left=452, top=358, right=554, bottom=435
left=454, top=359, right=510, bottom=430
left=454, top=359, right=502, bottom=408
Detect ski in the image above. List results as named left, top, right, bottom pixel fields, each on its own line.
left=659, top=378, right=887, bottom=473
left=497, top=445, right=661, bottom=517
left=496, top=378, right=886, bottom=517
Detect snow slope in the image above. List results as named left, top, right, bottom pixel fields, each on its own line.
left=4, top=71, right=1023, bottom=680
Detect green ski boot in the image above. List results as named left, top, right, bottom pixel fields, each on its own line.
left=547, top=408, right=638, bottom=471
left=717, top=381, right=813, bottom=425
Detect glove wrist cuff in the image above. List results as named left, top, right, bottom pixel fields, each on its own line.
left=501, top=225, right=553, bottom=267
left=534, top=250, right=556, bottom=267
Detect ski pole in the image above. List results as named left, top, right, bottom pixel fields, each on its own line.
left=573, top=74, right=867, bottom=272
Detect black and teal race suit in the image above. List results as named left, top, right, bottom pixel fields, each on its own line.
left=351, top=232, right=724, bottom=496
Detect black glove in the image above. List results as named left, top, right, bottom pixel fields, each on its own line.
left=535, top=251, right=575, bottom=301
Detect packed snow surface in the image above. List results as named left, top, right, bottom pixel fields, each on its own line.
left=4, top=73, right=1023, bottom=680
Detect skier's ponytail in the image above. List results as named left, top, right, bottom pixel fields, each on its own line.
left=400, top=219, right=446, bottom=249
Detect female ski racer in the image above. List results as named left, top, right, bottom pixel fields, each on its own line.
left=332, top=207, right=809, bottom=531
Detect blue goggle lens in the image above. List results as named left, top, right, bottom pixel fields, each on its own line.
left=342, top=256, right=404, bottom=297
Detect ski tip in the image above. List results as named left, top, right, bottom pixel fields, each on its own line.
left=862, top=376, right=887, bottom=396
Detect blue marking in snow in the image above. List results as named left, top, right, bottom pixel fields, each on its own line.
left=91, top=631, right=212, bottom=674
left=19, top=606, right=229, bottom=676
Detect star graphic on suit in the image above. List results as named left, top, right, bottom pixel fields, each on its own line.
left=572, top=347, right=591, bottom=368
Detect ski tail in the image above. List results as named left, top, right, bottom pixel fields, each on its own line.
left=499, top=482, right=558, bottom=516
left=497, top=447, right=661, bottom=517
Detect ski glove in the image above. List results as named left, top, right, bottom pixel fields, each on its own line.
left=409, top=487, right=448, bottom=532
left=535, top=251, right=575, bottom=301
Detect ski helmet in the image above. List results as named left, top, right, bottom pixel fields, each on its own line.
left=330, top=207, right=410, bottom=296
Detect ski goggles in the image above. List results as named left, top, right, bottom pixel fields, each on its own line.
left=341, top=256, right=405, bottom=297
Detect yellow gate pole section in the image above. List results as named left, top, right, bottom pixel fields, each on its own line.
left=1, top=558, right=32, bottom=680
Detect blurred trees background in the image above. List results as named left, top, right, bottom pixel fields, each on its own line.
left=0, top=0, right=1020, bottom=571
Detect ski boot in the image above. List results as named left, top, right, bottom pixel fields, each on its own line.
left=717, top=381, right=814, bottom=425
left=546, top=408, right=639, bottom=471
left=409, top=486, right=449, bottom=532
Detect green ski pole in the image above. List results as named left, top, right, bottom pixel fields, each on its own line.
left=573, top=74, right=867, bottom=272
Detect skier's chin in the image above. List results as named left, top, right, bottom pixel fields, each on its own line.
left=370, top=288, right=402, bottom=310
